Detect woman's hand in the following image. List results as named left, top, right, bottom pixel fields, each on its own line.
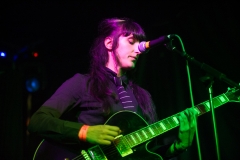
left=86, top=125, right=121, bottom=145
left=176, top=108, right=198, bottom=151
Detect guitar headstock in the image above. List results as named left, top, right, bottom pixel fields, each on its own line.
left=225, top=87, right=240, bottom=102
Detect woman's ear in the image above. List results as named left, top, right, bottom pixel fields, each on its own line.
left=104, top=37, right=113, bottom=50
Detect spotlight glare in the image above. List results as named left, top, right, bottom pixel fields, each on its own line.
left=0, top=52, right=6, bottom=57
left=26, top=78, right=40, bottom=92
left=33, top=52, right=38, bottom=58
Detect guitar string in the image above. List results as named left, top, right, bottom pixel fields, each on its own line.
left=72, top=122, right=178, bottom=160
left=71, top=155, right=84, bottom=160
left=64, top=116, right=182, bottom=160
left=71, top=119, right=187, bottom=160
left=71, top=144, right=120, bottom=160
left=73, top=111, right=187, bottom=160
left=72, top=151, right=89, bottom=160
left=35, top=91, right=232, bottom=160
left=72, top=101, right=219, bottom=160
left=98, top=145, right=120, bottom=157
left=72, top=131, right=170, bottom=160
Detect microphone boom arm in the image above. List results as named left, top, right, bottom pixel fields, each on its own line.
left=166, top=44, right=240, bottom=89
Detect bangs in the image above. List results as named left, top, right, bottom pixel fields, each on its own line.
left=120, top=19, right=146, bottom=42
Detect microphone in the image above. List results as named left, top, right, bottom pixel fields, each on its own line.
left=138, top=34, right=175, bottom=53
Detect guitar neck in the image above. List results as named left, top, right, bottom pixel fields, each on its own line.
left=124, top=92, right=230, bottom=148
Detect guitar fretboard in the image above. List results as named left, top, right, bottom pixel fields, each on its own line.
left=123, top=92, right=230, bottom=148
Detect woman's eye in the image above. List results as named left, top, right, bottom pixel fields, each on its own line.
left=129, top=39, right=134, bottom=44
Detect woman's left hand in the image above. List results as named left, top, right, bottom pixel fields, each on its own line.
left=176, top=107, right=198, bottom=150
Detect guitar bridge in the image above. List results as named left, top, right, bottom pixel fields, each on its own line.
left=81, top=150, right=91, bottom=160
left=113, top=135, right=133, bottom=157
left=87, top=145, right=107, bottom=160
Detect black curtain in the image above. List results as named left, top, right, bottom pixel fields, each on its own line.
left=1, top=1, right=240, bottom=159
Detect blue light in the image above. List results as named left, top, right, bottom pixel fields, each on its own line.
left=26, top=78, right=40, bottom=92
left=0, top=52, right=6, bottom=57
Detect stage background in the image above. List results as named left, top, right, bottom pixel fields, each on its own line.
left=1, top=1, right=240, bottom=159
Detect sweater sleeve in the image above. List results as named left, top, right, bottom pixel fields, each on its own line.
left=28, top=74, right=87, bottom=143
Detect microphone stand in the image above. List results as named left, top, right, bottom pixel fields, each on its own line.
left=186, top=60, right=203, bottom=160
left=166, top=35, right=240, bottom=160
left=166, top=42, right=240, bottom=89
left=165, top=39, right=202, bottom=160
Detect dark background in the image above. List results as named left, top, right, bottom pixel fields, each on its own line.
left=1, top=1, right=240, bottom=159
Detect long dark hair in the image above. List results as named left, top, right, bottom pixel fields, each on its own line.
left=88, top=17, right=157, bottom=123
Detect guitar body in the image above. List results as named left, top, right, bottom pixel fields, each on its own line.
left=33, top=111, right=163, bottom=160
left=33, top=88, right=240, bottom=160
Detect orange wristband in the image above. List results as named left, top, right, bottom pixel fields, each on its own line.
left=78, top=125, right=89, bottom=142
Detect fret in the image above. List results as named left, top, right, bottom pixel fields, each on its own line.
left=133, top=129, right=152, bottom=144
left=199, top=95, right=227, bottom=112
left=218, top=95, right=228, bottom=103
left=144, top=127, right=152, bottom=137
left=162, top=119, right=171, bottom=130
left=150, top=123, right=161, bottom=135
left=131, top=132, right=140, bottom=144
left=135, top=132, right=143, bottom=142
left=195, top=104, right=204, bottom=114
left=137, top=130, right=146, bottom=141
left=130, top=134, right=137, bottom=144
left=167, top=116, right=177, bottom=127
left=141, top=129, right=148, bottom=139
left=172, top=116, right=179, bottom=125
left=148, top=127, right=155, bottom=136
left=197, top=93, right=229, bottom=113
left=204, top=101, right=210, bottom=109
left=216, top=94, right=229, bottom=107
left=194, top=107, right=201, bottom=115
left=133, top=133, right=141, bottom=144
left=195, top=93, right=230, bottom=116
left=213, top=97, right=221, bottom=107
left=121, top=89, right=239, bottom=150
left=159, top=122, right=166, bottom=130
left=125, top=135, right=134, bottom=147
left=198, top=103, right=209, bottom=114
left=156, top=122, right=164, bottom=133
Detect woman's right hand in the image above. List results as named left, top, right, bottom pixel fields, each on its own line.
left=86, top=125, right=121, bottom=145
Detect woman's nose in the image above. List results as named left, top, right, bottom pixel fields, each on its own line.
left=134, top=43, right=142, bottom=55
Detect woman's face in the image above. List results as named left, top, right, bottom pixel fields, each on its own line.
left=115, top=34, right=142, bottom=70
